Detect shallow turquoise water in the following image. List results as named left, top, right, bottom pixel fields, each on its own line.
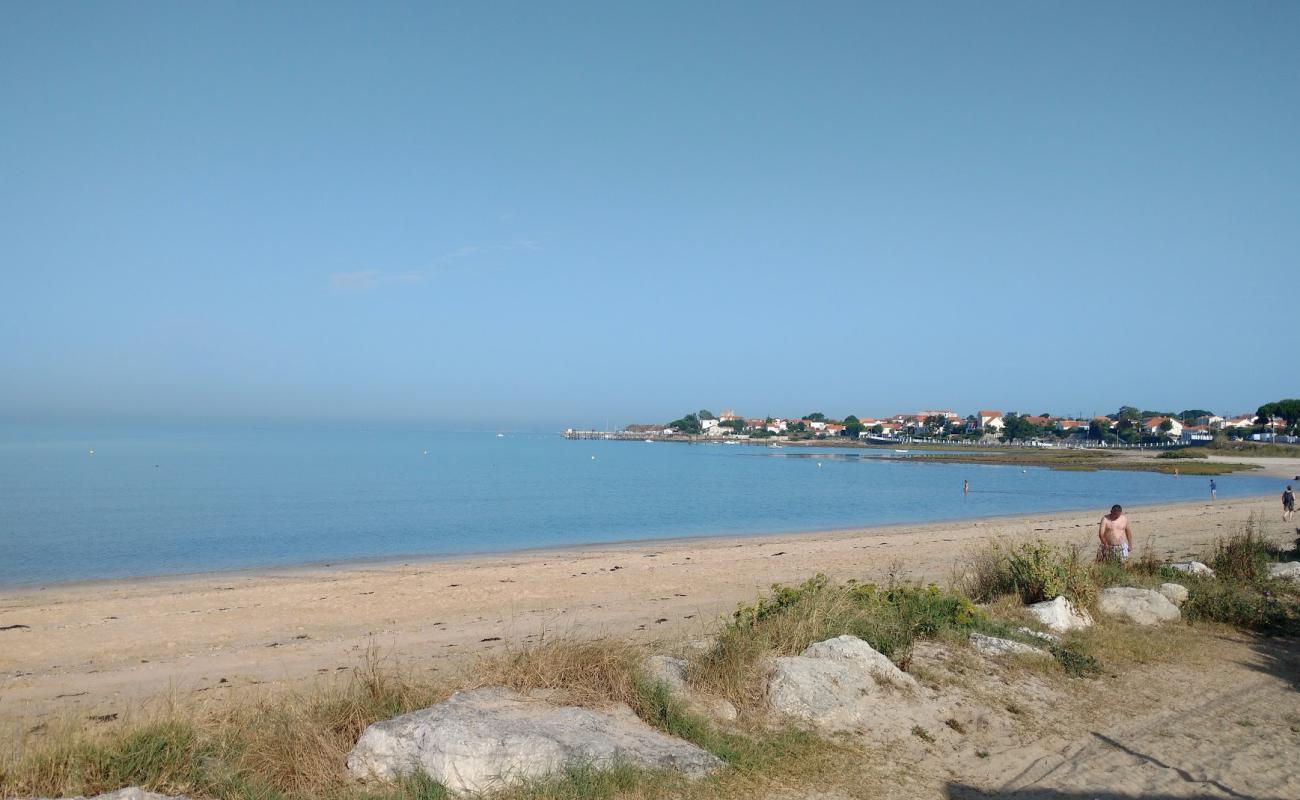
left=0, top=425, right=1278, bottom=586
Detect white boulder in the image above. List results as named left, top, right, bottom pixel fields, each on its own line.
left=767, top=656, right=887, bottom=733
left=1169, top=561, right=1215, bottom=577
left=1266, top=562, right=1300, bottom=582
left=1157, top=582, right=1189, bottom=607
left=765, top=636, right=932, bottom=737
left=798, top=635, right=917, bottom=689
left=1026, top=596, right=1093, bottom=632
left=1097, top=587, right=1181, bottom=626
left=969, top=632, right=1050, bottom=658
left=346, top=687, right=722, bottom=794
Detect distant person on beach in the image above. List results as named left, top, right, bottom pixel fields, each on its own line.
left=963, top=479, right=969, bottom=495
left=1285, top=486, right=1296, bottom=522
left=1210, top=479, right=1217, bottom=501
left=1098, top=504, right=1133, bottom=561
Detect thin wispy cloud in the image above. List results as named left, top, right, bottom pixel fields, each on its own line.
left=432, top=240, right=541, bottom=263
left=329, top=269, right=424, bottom=293
left=328, top=240, right=541, bottom=293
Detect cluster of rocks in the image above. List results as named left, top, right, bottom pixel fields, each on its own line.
left=1022, top=581, right=1189, bottom=632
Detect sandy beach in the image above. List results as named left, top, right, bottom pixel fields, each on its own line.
left=2, top=493, right=1293, bottom=731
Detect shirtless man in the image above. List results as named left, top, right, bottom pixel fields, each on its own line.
left=1098, top=504, right=1133, bottom=561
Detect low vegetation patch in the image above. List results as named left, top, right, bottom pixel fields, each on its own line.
left=1205, top=439, right=1300, bottom=457
left=691, top=574, right=979, bottom=710
left=1156, top=448, right=1209, bottom=459
left=1165, top=519, right=1300, bottom=636
left=958, top=539, right=1097, bottom=608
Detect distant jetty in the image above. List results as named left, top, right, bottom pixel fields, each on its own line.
left=561, top=429, right=665, bottom=441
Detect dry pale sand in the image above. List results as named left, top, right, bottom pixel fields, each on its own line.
left=2, top=494, right=1294, bottom=729
left=926, top=628, right=1300, bottom=800
left=1126, top=450, right=1300, bottom=480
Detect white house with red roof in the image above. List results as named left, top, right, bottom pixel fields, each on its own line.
left=977, top=410, right=1004, bottom=431
left=1142, top=416, right=1183, bottom=438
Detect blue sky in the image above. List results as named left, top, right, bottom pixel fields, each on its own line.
left=2, top=2, right=1296, bottom=429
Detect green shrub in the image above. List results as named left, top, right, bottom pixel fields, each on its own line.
left=1208, top=516, right=1275, bottom=583
left=1049, top=644, right=1103, bottom=678
left=1005, top=541, right=1098, bottom=607
left=1180, top=578, right=1300, bottom=636
left=959, top=540, right=1100, bottom=608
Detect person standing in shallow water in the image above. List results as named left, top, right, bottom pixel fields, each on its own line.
left=963, top=479, right=969, bottom=495
left=1210, top=479, right=1217, bottom=501
left=1098, top=504, right=1133, bottom=561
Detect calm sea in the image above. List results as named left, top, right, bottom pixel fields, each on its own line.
left=0, top=425, right=1277, bottom=587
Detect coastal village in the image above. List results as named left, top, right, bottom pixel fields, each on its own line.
left=565, top=405, right=1298, bottom=446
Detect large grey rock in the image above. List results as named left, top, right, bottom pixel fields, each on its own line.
left=765, top=635, right=931, bottom=736
left=1157, top=582, right=1189, bottom=607
left=640, top=655, right=738, bottom=722
left=346, top=687, right=721, bottom=794
left=1026, top=596, right=1093, bottom=632
left=969, top=632, right=1050, bottom=658
left=767, top=656, right=885, bottom=732
left=1169, top=561, right=1215, bottom=577
left=1266, top=562, right=1300, bottom=582
left=798, top=635, right=917, bottom=689
left=1097, top=587, right=1181, bottom=626
left=23, top=790, right=185, bottom=800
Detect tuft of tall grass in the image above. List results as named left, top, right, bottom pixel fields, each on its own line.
left=957, top=539, right=1098, bottom=608
left=468, top=635, right=646, bottom=711
left=1207, top=513, right=1276, bottom=583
